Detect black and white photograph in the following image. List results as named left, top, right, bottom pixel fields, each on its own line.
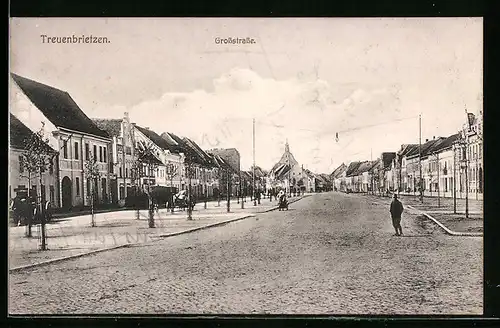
left=8, top=17, right=483, bottom=315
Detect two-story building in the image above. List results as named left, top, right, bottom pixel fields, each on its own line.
left=460, top=112, right=483, bottom=199
left=9, top=113, right=59, bottom=205
left=330, top=163, right=347, bottom=192
left=10, top=73, right=112, bottom=209
left=93, top=112, right=139, bottom=205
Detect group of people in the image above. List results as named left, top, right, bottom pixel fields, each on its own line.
left=9, top=195, right=53, bottom=226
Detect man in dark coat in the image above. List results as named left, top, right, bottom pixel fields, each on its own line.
left=390, top=194, right=404, bottom=236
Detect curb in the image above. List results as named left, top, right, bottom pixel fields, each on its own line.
left=9, top=195, right=310, bottom=273
left=156, top=214, right=256, bottom=238
left=9, top=243, right=132, bottom=273
left=407, top=205, right=483, bottom=237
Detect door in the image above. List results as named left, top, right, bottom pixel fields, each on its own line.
left=61, top=176, right=72, bottom=209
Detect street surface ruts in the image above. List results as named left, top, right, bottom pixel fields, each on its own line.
left=9, top=192, right=482, bottom=314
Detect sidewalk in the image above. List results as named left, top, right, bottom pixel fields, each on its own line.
left=9, top=194, right=309, bottom=270
left=360, top=193, right=483, bottom=235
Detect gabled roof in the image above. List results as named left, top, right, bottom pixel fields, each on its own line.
left=271, top=146, right=299, bottom=173
left=331, top=163, right=347, bottom=179
left=92, top=119, right=122, bottom=137
left=135, top=126, right=180, bottom=154
left=348, top=161, right=377, bottom=176
left=428, top=133, right=461, bottom=154
left=240, top=170, right=253, bottom=180
left=251, top=166, right=266, bottom=178
left=11, top=73, right=109, bottom=139
left=317, top=174, right=331, bottom=183
left=182, top=137, right=213, bottom=167
left=381, top=152, right=397, bottom=170
left=10, top=113, right=55, bottom=153
left=398, top=144, right=419, bottom=157
left=274, top=163, right=291, bottom=179
left=369, top=160, right=383, bottom=172
left=406, top=139, right=441, bottom=159
left=346, top=161, right=362, bottom=177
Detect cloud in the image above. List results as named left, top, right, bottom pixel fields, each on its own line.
left=89, top=68, right=432, bottom=173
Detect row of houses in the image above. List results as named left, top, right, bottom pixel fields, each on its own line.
left=9, top=73, right=258, bottom=210
left=266, top=141, right=332, bottom=194
left=330, top=113, right=483, bottom=199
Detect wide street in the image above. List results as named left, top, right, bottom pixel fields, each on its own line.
left=9, top=192, right=482, bottom=315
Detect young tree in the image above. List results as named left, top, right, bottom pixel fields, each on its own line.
left=135, top=140, right=160, bottom=228
left=165, top=162, right=178, bottom=213
left=84, top=153, right=101, bottom=227
left=18, top=124, right=55, bottom=249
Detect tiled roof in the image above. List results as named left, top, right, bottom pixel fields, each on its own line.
left=406, top=139, right=441, bottom=158
left=275, top=163, right=291, bottom=179
left=92, top=119, right=122, bottom=137
left=346, top=161, right=362, bottom=177
left=398, top=144, right=419, bottom=157
left=162, top=132, right=191, bottom=155
left=10, top=113, right=55, bottom=153
left=271, top=147, right=299, bottom=173
left=183, top=137, right=214, bottom=167
left=381, top=152, right=396, bottom=170
left=135, top=126, right=180, bottom=154
left=428, top=133, right=461, bottom=154
left=11, top=73, right=109, bottom=139
left=330, top=163, right=347, bottom=179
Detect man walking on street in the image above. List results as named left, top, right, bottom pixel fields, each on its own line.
left=390, top=194, right=404, bottom=236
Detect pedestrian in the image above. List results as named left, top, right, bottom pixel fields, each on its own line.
left=390, top=194, right=404, bottom=236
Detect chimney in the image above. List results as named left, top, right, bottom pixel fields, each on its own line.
left=425, top=138, right=429, bottom=142
left=433, top=136, right=436, bottom=140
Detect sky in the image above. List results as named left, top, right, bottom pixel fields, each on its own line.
left=9, top=17, right=483, bottom=173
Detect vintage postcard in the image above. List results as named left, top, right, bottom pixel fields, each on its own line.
left=8, top=17, right=483, bottom=315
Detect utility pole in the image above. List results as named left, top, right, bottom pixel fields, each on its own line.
left=204, top=167, right=207, bottom=209
left=240, top=171, right=244, bottom=209
left=419, top=114, right=423, bottom=203
left=253, top=118, right=257, bottom=206
left=465, top=138, right=469, bottom=219
left=453, top=143, right=457, bottom=214
left=187, top=161, right=192, bottom=220
left=436, top=152, right=440, bottom=207
left=226, top=169, right=231, bottom=213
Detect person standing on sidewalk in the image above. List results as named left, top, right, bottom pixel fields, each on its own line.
left=390, top=194, right=404, bottom=236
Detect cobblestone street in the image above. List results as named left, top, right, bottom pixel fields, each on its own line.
left=9, top=192, right=482, bottom=315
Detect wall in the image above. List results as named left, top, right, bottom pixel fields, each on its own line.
left=9, top=147, right=59, bottom=205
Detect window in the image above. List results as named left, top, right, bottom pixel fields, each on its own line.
left=125, top=146, right=132, bottom=155
left=85, top=143, right=90, bottom=160
left=99, top=146, right=103, bottom=162
left=41, top=185, right=46, bottom=203
left=103, top=147, right=107, bottom=163
left=49, top=185, right=55, bottom=203
left=63, top=140, right=68, bottom=159
left=32, top=185, right=37, bottom=200
left=76, top=177, right=80, bottom=196
left=126, top=168, right=128, bottom=178
left=19, top=155, right=24, bottom=173
left=49, top=160, right=54, bottom=175
left=479, top=144, right=482, bottom=159
left=86, top=179, right=91, bottom=196
left=119, top=167, right=122, bottom=178
left=93, top=145, right=97, bottom=161
left=74, top=142, right=79, bottom=160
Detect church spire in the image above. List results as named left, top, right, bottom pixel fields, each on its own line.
left=285, top=139, right=290, bottom=153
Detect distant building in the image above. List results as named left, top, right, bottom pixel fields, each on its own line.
left=268, top=141, right=307, bottom=194
left=330, top=163, right=347, bottom=192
